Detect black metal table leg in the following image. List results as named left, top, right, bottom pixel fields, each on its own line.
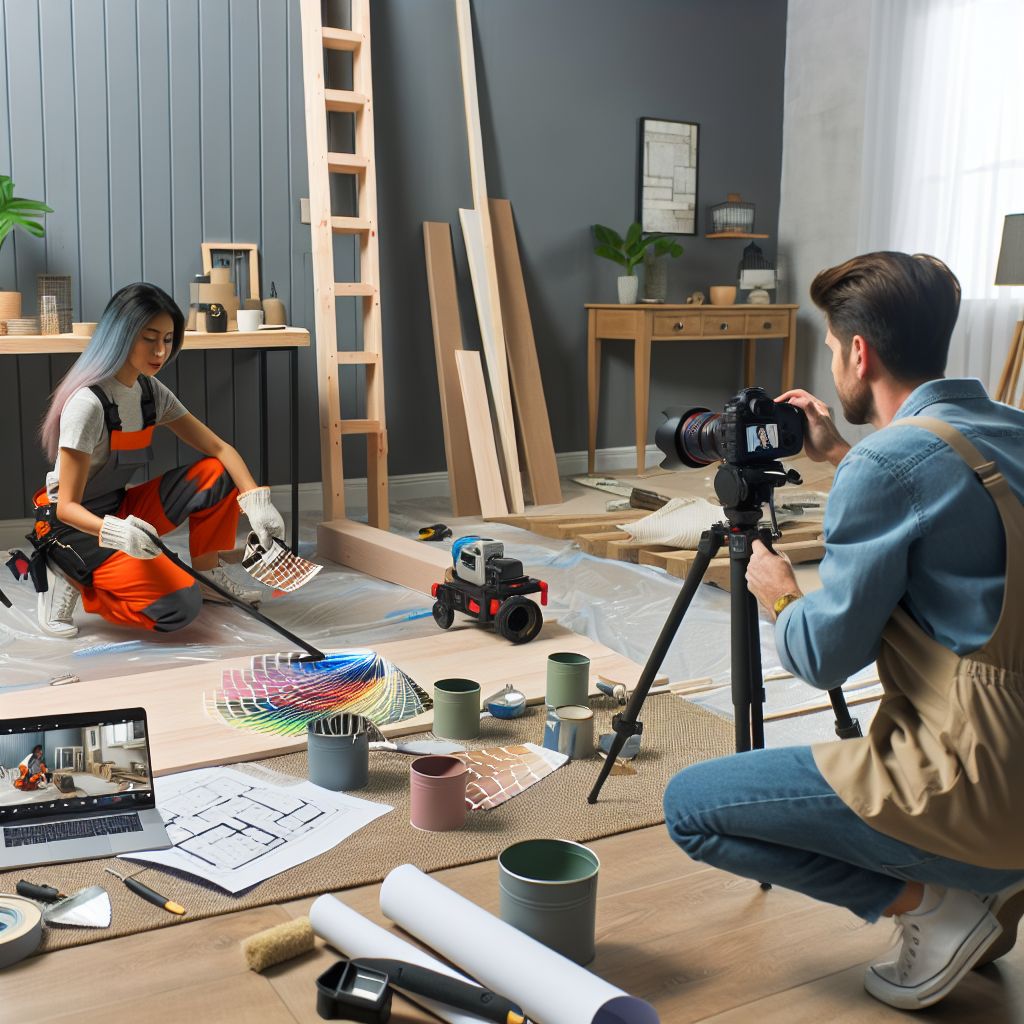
left=291, top=346, right=299, bottom=553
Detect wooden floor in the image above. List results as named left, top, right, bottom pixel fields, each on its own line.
left=5, top=825, right=1022, bottom=1023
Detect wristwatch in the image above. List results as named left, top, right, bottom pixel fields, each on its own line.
left=772, top=592, right=802, bottom=618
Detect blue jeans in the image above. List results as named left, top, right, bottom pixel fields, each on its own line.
left=663, top=746, right=1024, bottom=922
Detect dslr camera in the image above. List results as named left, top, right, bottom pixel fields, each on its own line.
left=656, top=386, right=804, bottom=470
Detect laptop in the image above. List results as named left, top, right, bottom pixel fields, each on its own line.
left=0, top=707, right=171, bottom=869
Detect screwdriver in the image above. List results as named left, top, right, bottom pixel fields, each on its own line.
left=104, top=867, right=185, bottom=915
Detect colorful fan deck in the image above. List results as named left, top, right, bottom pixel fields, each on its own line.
left=206, top=650, right=432, bottom=736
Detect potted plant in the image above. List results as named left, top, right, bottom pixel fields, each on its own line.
left=592, top=222, right=683, bottom=304
left=0, top=175, right=52, bottom=321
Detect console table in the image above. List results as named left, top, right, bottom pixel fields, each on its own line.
left=586, top=303, right=799, bottom=474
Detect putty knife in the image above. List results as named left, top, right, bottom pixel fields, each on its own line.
left=369, top=739, right=465, bottom=755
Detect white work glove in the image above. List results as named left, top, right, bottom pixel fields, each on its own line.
left=237, top=486, right=286, bottom=550
left=98, top=515, right=161, bottom=560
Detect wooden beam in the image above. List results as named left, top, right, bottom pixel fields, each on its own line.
left=454, top=0, right=523, bottom=513
left=423, top=221, right=481, bottom=517
left=489, top=198, right=562, bottom=505
left=454, top=349, right=509, bottom=517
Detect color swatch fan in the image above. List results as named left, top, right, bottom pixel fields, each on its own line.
left=241, top=532, right=322, bottom=594
left=207, top=650, right=432, bottom=736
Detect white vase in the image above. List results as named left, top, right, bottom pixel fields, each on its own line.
left=617, top=275, right=639, bottom=304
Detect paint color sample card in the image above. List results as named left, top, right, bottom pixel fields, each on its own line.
left=241, top=533, right=323, bottom=594
left=457, top=743, right=566, bottom=810
left=124, top=765, right=391, bottom=893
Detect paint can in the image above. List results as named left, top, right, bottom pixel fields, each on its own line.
left=432, top=678, right=481, bottom=740
left=542, top=704, right=595, bottom=760
left=498, top=838, right=600, bottom=964
left=307, top=714, right=370, bottom=791
left=409, top=754, right=468, bottom=832
left=0, top=896, right=43, bottom=969
left=545, top=652, right=591, bottom=707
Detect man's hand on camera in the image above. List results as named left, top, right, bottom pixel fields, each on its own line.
left=776, top=389, right=851, bottom=466
left=747, top=540, right=801, bottom=620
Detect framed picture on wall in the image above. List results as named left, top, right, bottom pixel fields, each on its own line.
left=637, top=118, right=699, bottom=235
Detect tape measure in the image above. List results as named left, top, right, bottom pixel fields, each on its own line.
left=0, top=895, right=43, bottom=969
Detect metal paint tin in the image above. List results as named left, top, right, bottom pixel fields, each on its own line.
left=307, top=713, right=370, bottom=791
left=545, top=652, right=591, bottom=708
left=498, top=838, right=600, bottom=964
left=542, top=704, right=595, bottom=760
left=409, top=754, right=468, bottom=831
left=432, top=678, right=481, bottom=740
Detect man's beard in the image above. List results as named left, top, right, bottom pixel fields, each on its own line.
left=837, top=377, right=874, bottom=426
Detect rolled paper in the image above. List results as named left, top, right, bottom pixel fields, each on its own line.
left=309, top=894, right=487, bottom=1024
left=379, top=863, right=659, bottom=1024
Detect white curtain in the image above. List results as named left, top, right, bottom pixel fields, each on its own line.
left=858, top=0, right=1024, bottom=391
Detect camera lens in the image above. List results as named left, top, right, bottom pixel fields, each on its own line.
left=656, top=407, right=724, bottom=469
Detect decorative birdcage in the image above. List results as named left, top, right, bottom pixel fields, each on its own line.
left=37, top=273, right=73, bottom=333
left=707, top=193, right=756, bottom=235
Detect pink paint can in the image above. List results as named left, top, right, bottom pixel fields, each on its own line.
left=409, top=754, right=468, bottom=832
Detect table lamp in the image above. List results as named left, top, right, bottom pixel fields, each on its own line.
left=994, top=214, right=1024, bottom=405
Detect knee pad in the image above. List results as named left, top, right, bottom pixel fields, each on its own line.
left=146, top=583, right=203, bottom=632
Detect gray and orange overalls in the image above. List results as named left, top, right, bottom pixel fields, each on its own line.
left=30, top=377, right=240, bottom=631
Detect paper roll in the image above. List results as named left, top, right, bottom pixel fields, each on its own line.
left=308, top=894, right=488, bottom=1024
left=380, top=863, right=659, bottom=1024
left=0, top=896, right=43, bottom=968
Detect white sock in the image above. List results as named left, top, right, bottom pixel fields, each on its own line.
left=906, top=884, right=944, bottom=917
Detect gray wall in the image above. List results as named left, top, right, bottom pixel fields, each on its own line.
left=0, top=0, right=788, bottom=520
left=777, top=0, right=873, bottom=443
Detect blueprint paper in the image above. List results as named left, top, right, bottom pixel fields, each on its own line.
left=122, top=765, right=391, bottom=893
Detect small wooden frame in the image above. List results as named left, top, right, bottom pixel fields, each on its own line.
left=201, top=242, right=261, bottom=300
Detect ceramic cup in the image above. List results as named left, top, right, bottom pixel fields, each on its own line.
left=307, top=713, right=369, bottom=791
left=709, top=285, right=737, bottom=305
left=72, top=322, right=97, bottom=337
left=498, top=838, right=600, bottom=964
left=546, top=652, right=591, bottom=708
left=543, top=704, right=595, bottom=760
left=432, top=678, right=481, bottom=740
left=237, top=309, right=265, bottom=332
left=409, top=754, right=468, bottom=831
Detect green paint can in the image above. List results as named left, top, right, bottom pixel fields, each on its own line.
left=432, top=678, right=481, bottom=740
left=545, top=652, right=591, bottom=708
left=498, top=838, right=600, bottom=965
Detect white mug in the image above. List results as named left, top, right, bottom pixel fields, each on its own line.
left=236, top=309, right=264, bottom=332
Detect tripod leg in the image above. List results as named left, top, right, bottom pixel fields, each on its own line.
left=828, top=685, right=864, bottom=739
left=747, top=585, right=767, bottom=750
left=588, top=527, right=725, bottom=804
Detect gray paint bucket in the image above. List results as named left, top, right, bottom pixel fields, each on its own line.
left=409, top=754, right=468, bottom=831
left=432, top=678, right=481, bottom=740
left=543, top=704, right=595, bottom=760
left=307, top=714, right=370, bottom=791
left=545, top=652, right=590, bottom=708
left=498, top=838, right=600, bottom=964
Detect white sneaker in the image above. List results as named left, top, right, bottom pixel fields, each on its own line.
left=37, top=564, right=80, bottom=638
left=975, top=878, right=1024, bottom=967
left=199, top=565, right=263, bottom=607
left=864, top=886, right=1001, bottom=1010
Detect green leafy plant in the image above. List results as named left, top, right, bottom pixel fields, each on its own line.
left=592, top=222, right=683, bottom=275
left=0, top=175, right=52, bottom=253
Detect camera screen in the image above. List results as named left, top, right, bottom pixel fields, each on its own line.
left=746, top=423, right=779, bottom=453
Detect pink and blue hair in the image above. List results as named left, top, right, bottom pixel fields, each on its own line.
left=40, top=282, right=184, bottom=460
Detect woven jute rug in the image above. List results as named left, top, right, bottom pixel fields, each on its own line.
left=4, top=694, right=732, bottom=953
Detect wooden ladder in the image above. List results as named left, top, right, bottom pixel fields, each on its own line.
left=299, top=0, right=388, bottom=529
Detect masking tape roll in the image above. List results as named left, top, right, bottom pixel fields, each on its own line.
left=0, top=896, right=43, bottom=969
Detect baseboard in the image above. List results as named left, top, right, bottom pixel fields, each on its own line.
left=272, top=444, right=664, bottom=510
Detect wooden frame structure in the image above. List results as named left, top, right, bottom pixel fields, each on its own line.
left=200, top=242, right=261, bottom=300
left=299, top=0, right=389, bottom=530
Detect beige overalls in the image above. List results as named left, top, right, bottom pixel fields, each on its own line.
left=813, top=417, right=1024, bottom=870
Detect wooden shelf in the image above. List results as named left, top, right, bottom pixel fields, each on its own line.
left=0, top=327, right=310, bottom=356
left=704, top=232, right=770, bottom=239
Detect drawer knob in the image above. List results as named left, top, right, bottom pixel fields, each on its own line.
left=762, top=320, right=772, bottom=330
left=719, top=322, right=729, bottom=331
left=673, top=321, right=685, bottom=331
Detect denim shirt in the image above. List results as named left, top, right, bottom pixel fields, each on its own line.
left=776, top=378, right=1024, bottom=689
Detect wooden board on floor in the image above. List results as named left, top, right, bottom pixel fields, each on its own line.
left=317, top=518, right=450, bottom=594
left=488, top=198, right=562, bottom=506
left=0, top=623, right=658, bottom=776
left=422, top=221, right=480, bottom=517
left=454, top=348, right=509, bottom=517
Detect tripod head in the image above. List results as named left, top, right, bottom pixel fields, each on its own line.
left=714, top=460, right=803, bottom=535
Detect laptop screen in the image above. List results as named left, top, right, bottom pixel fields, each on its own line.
left=0, top=708, right=155, bottom=824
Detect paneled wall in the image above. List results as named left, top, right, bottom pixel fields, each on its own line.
left=1, top=0, right=789, bottom=520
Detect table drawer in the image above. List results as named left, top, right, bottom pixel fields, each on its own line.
left=594, top=309, right=642, bottom=338
left=700, top=313, right=746, bottom=335
left=745, top=312, right=788, bottom=335
left=652, top=312, right=702, bottom=336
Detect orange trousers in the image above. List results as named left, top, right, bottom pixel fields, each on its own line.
left=76, top=458, right=239, bottom=632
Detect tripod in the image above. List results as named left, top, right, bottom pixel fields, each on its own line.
left=588, top=460, right=862, bottom=805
